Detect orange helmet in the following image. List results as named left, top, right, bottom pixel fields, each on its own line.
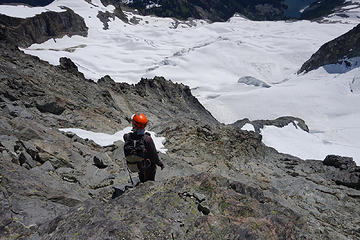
left=132, top=113, right=148, bottom=129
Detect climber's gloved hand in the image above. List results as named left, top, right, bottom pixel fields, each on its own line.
left=160, top=164, right=165, bottom=170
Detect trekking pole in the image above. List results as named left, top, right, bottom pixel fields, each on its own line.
left=127, top=167, right=134, bottom=186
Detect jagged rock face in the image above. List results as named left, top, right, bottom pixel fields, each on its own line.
left=232, top=116, right=309, bottom=134
left=97, top=75, right=218, bottom=127
left=300, top=0, right=345, bottom=20
left=59, top=57, right=85, bottom=78
left=0, top=37, right=360, bottom=239
left=127, top=0, right=287, bottom=22
left=0, top=40, right=217, bottom=133
left=0, top=8, right=88, bottom=48
left=0, top=0, right=54, bottom=6
left=98, top=0, right=128, bottom=25
left=299, top=23, right=360, bottom=73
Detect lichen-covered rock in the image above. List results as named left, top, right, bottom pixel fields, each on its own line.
left=33, top=174, right=306, bottom=240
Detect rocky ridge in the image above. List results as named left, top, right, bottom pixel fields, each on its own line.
left=124, top=0, right=287, bottom=22
left=0, top=10, right=360, bottom=240
left=300, top=0, right=345, bottom=20
left=299, top=23, right=360, bottom=73
left=0, top=0, right=54, bottom=6
left=0, top=8, right=88, bottom=48
left=231, top=116, right=309, bottom=134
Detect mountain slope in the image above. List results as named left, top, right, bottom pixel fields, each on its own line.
left=0, top=9, right=88, bottom=48
left=1, top=20, right=360, bottom=239
left=299, top=23, right=360, bottom=73
left=0, top=0, right=54, bottom=6
left=300, top=0, right=345, bottom=20
left=1, top=0, right=359, bottom=163
left=127, top=0, right=287, bottom=21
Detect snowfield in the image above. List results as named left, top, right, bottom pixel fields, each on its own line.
left=59, top=127, right=168, bottom=154
left=0, top=0, right=359, bottom=164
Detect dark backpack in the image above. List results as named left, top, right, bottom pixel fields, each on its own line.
left=124, top=133, right=150, bottom=172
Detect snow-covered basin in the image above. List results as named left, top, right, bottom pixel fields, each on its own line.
left=241, top=120, right=360, bottom=163
left=1, top=0, right=359, bottom=164
left=259, top=123, right=359, bottom=162
left=228, top=67, right=360, bottom=165
left=59, top=127, right=167, bottom=154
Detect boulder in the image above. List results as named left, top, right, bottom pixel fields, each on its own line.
left=93, top=154, right=110, bottom=169
left=59, top=57, right=85, bottom=79
left=35, top=98, right=66, bottom=115
left=323, top=155, right=356, bottom=170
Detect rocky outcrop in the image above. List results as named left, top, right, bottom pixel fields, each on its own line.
left=0, top=38, right=359, bottom=239
left=323, top=155, right=360, bottom=190
left=231, top=116, right=309, bottom=133
left=300, top=0, right=345, bottom=20
left=99, top=0, right=128, bottom=23
left=0, top=40, right=217, bottom=132
left=59, top=57, right=85, bottom=78
left=299, top=23, right=360, bottom=73
left=32, top=174, right=305, bottom=239
left=0, top=0, right=55, bottom=6
left=0, top=8, right=88, bottom=48
left=126, top=0, right=287, bottom=22
left=238, top=76, right=271, bottom=88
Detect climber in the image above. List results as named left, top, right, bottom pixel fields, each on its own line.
left=123, top=113, right=165, bottom=183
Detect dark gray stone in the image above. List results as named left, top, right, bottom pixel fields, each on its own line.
left=21, top=141, right=39, bottom=160
left=193, top=192, right=206, bottom=202
left=1, top=139, right=18, bottom=152
left=323, top=155, right=356, bottom=170
left=0, top=9, right=88, bottom=48
left=299, top=23, right=360, bottom=73
left=238, top=76, right=271, bottom=88
left=18, top=151, right=33, bottom=167
left=3, top=104, right=33, bottom=119
left=30, top=161, right=54, bottom=173
left=232, top=116, right=309, bottom=134
left=35, top=98, right=66, bottom=115
left=93, top=154, right=109, bottom=169
left=59, top=57, right=85, bottom=78
left=197, top=202, right=210, bottom=215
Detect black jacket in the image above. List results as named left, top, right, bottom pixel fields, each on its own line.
left=123, top=132, right=164, bottom=169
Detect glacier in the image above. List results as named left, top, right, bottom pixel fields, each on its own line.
left=1, top=0, right=359, bottom=164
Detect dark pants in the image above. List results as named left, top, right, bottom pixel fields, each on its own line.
left=139, top=165, right=156, bottom=183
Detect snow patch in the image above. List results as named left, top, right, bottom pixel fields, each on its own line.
left=241, top=123, right=255, bottom=132
left=146, top=3, right=162, bottom=9
left=325, top=0, right=360, bottom=24
left=261, top=123, right=359, bottom=165
left=0, top=4, right=65, bottom=18
left=59, top=127, right=167, bottom=154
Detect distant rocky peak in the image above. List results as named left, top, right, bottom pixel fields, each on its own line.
left=0, top=0, right=55, bottom=7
